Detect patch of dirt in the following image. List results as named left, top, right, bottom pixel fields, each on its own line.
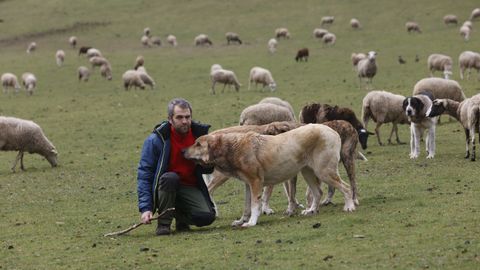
left=0, top=21, right=111, bottom=47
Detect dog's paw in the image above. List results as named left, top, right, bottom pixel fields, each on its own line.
left=231, top=219, right=245, bottom=227
left=409, top=153, right=419, bottom=159
left=262, top=207, right=275, bottom=215
left=426, top=154, right=435, bottom=159
left=301, top=209, right=318, bottom=216
left=240, top=221, right=256, bottom=228
left=321, top=198, right=333, bottom=205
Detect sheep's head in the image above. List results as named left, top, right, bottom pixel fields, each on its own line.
left=46, top=148, right=58, bottom=167
left=269, top=82, right=277, bottom=91
left=426, top=99, right=448, bottom=117
left=367, top=51, right=377, bottom=60
left=358, top=128, right=373, bottom=150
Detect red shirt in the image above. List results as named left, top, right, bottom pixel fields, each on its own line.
left=168, top=126, right=197, bottom=186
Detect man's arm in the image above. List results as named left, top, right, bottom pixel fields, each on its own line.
left=137, top=134, right=161, bottom=215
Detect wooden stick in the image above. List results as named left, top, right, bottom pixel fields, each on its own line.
left=103, top=208, right=175, bottom=237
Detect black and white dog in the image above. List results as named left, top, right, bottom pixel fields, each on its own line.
left=402, top=93, right=438, bottom=159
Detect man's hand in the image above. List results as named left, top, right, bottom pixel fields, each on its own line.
left=141, top=211, right=153, bottom=224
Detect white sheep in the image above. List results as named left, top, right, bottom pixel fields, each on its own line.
left=362, top=90, right=410, bottom=146
left=167, top=34, right=177, bottom=47
left=239, top=103, right=295, bottom=126
left=350, top=18, right=361, bottom=29
left=258, top=97, right=295, bottom=120
left=356, top=51, right=377, bottom=86
left=459, top=51, right=480, bottom=80
left=225, top=32, right=242, bottom=45
left=321, top=16, right=335, bottom=26
left=267, top=38, right=278, bottom=53
left=141, top=35, right=151, bottom=47
left=406, top=21, right=421, bottom=33
left=89, top=56, right=110, bottom=69
left=313, top=28, right=328, bottom=39
left=460, top=25, right=471, bottom=41
left=210, top=65, right=240, bottom=94
left=0, top=116, right=58, bottom=172
left=322, top=32, right=336, bottom=45
left=351, top=52, right=367, bottom=67
left=86, top=48, right=102, bottom=58
left=122, top=70, right=145, bottom=90
left=26, top=42, right=36, bottom=54
left=134, top=55, right=144, bottom=70
left=462, top=21, right=473, bottom=30
left=143, top=27, right=151, bottom=37
left=68, top=36, right=77, bottom=48
left=275, top=28, right=290, bottom=39
left=1, top=73, right=21, bottom=93
left=151, top=36, right=162, bottom=46
left=443, top=14, right=458, bottom=25
left=413, top=78, right=466, bottom=103
left=55, top=50, right=65, bottom=67
left=470, top=8, right=480, bottom=20
left=248, top=67, right=276, bottom=91
left=21, top=72, right=37, bottom=95
left=100, top=64, right=112, bottom=81
left=194, top=34, right=212, bottom=46
left=136, top=66, right=155, bottom=89
left=427, top=54, right=453, bottom=78
left=428, top=94, right=480, bottom=161
left=78, top=66, right=90, bottom=82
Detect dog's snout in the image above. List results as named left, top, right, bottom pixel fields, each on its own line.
left=406, top=109, right=412, bottom=116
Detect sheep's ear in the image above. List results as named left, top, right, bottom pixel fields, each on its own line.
left=51, top=149, right=58, bottom=155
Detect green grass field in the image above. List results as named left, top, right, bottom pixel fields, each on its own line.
left=1, top=0, right=479, bottom=269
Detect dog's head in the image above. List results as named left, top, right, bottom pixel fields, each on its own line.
left=403, top=96, right=424, bottom=117
left=183, top=135, right=218, bottom=166
left=426, top=99, right=448, bottom=117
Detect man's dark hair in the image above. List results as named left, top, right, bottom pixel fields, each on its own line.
left=167, top=98, right=192, bottom=119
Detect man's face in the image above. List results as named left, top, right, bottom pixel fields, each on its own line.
left=169, top=105, right=192, bottom=135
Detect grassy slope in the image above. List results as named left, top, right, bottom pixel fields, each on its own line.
left=0, top=0, right=479, bottom=269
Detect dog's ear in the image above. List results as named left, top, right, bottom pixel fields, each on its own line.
left=206, top=134, right=221, bottom=161
left=402, top=98, right=409, bottom=110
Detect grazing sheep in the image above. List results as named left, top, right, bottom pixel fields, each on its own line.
left=194, top=34, right=213, bottom=46
left=68, top=36, right=77, bottom=48
left=362, top=90, right=410, bottom=146
left=151, top=36, right=162, bottom=46
left=413, top=78, right=466, bottom=104
left=427, top=95, right=480, bottom=161
left=462, top=21, right=473, bottom=30
left=55, top=50, right=65, bottom=67
left=1, top=73, right=21, bottom=93
left=248, top=67, right=276, bottom=91
left=86, top=48, right=102, bottom=58
left=26, top=42, right=36, bottom=54
left=166, top=34, right=177, bottom=47
left=406, top=21, right=422, bottom=33
left=306, top=120, right=363, bottom=207
left=136, top=66, right=155, bottom=89
left=295, top=48, right=309, bottom=62
left=100, top=64, right=112, bottom=81
left=78, top=46, right=92, bottom=56
left=356, top=51, right=377, bottom=86
left=225, top=32, right=242, bottom=45
left=427, top=53, right=453, bottom=78
left=21, top=72, right=37, bottom=95
left=143, top=27, right=151, bottom=37
left=141, top=35, right=151, bottom=47
left=239, top=103, right=294, bottom=126
left=460, top=25, right=471, bottom=41
left=89, top=56, right=109, bottom=69
left=351, top=52, right=367, bottom=67
left=122, top=70, right=145, bottom=90
left=321, top=16, right=335, bottom=26
left=350, top=18, right=361, bottom=29
left=210, top=65, right=240, bottom=94
left=0, top=116, right=58, bottom=172
left=134, top=55, right=144, bottom=70
left=322, top=32, right=336, bottom=45
left=313, top=28, right=329, bottom=39
left=470, top=8, right=480, bottom=20
left=398, top=56, right=406, bottom=64
left=267, top=38, right=278, bottom=53
left=443, top=14, right=458, bottom=25
left=299, top=103, right=372, bottom=150
left=459, top=51, right=480, bottom=80
left=275, top=28, right=290, bottom=39
left=78, top=66, right=90, bottom=82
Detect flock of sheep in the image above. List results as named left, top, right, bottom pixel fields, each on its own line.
left=1, top=6, right=480, bottom=178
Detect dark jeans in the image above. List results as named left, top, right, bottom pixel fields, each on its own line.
left=157, top=172, right=215, bottom=227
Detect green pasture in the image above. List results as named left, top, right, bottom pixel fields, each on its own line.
left=0, top=0, right=479, bottom=269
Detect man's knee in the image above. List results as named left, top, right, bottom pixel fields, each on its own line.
left=191, top=211, right=216, bottom=227
left=159, top=172, right=180, bottom=192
